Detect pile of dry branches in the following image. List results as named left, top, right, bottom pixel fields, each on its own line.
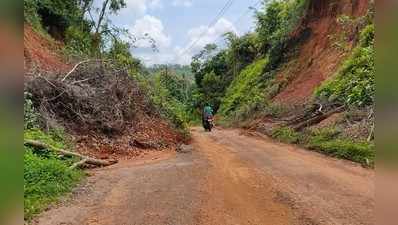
left=26, top=60, right=155, bottom=135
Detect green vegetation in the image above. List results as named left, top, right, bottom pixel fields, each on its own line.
left=188, top=0, right=374, bottom=166
left=316, top=24, right=375, bottom=107
left=24, top=0, right=196, bottom=218
left=270, top=126, right=374, bottom=167
left=24, top=0, right=195, bottom=134
left=24, top=0, right=136, bottom=57
left=255, top=0, right=309, bottom=69
left=271, top=127, right=300, bottom=144
left=191, top=44, right=230, bottom=112
left=219, top=58, right=268, bottom=119
left=24, top=150, right=83, bottom=220
left=24, top=92, right=40, bottom=130
left=192, top=0, right=308, bottom=118
left=148, top=64, right=194, bottom=78
left=24, top=94, right=84, bottom=220
left=134, top=69, right=199, bottom=139
left=24, top=129, right=83, bottom=220
left=150, top=76, right=191, bottom=139
left=23, top=2, right=376, bottom=221
left=306, top=128, right=374, bottom=166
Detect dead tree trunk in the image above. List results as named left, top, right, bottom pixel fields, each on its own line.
left=292, top=106, right=345, bottom=131
left=24, top=139, right=117, bottom=168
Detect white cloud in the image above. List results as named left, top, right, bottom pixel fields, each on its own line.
left=129, top=15, right=171, bottom=49
left=148, top=0, right=162, bottom=9
left=134, top=52, right=175, bottom=65
left=187, top=18, right=238, bottom=50
left=173, top=17, right=238, bottom=65
left=172, top=46, right=190, bottom=65
left=172, top=0, right=193, bottom=7
left=131, top=17, right=239, bottom=65
left=122, top=0, right=163, bottom=15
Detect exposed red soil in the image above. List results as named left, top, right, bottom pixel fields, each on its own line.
left=311, top=112, right=344, bottom=129
left=75, top=116, right=182, bottom=161
left=24, top=24, right=71, bottom=73
left=273, top=0, right=369, bottom=105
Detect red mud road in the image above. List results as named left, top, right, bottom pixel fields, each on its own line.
left=33, top=128, right=374, bottom=225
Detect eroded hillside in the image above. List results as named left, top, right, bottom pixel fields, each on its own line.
left=274, top=0, right=370, bottom=104
left=24, top=25, right=70, bottom=73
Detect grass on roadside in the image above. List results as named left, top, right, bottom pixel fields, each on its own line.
left=24, top=129, right=84, bottom=220
left=270, top=126, right=374, bottom=167
left=271, top=127, right=300, bottom=144
left=305, top=127, right=374, bottom=166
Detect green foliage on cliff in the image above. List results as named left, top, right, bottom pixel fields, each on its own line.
left=316, top=24, right=375, bottom=107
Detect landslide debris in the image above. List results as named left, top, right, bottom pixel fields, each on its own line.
left=26, top=61, right=181, bottom=159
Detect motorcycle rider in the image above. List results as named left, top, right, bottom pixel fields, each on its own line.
left=202, top=104, right=214, bottom=130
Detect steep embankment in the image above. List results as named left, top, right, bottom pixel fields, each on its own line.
left=218, top=0, right=374, bottom=166
left=24, top=25, right=71, bottom=73
left=273, top=0, right=369, bottom=105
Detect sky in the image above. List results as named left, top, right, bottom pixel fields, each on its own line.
left=100, top=0, right=262, bottom=65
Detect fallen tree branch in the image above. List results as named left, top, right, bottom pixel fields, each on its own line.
left=61, top=59, right=108, bottom=82
left=70, top=78, right=92, bottom=85
left=367, top=122, right=374, bottom=142
left=285, top=104, right=320, bottom=126
left=292, top=106, right=345, bottom=131
left=130, top=139, right=160, bottom=149
left=70, top=158, right=88, bottom=170
left=317, top=103, right=323, bottom=113
left=24, top=139, right=117, bottom=167
left=61, top=60, right=92, bottom=81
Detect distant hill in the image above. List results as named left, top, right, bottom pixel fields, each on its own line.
left=147, top=64, right=194, bottom=82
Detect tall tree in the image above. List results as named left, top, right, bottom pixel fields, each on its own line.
left=91, top=0, right=126, bottom=53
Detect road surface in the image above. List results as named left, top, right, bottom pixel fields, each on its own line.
left=33, top=127, right=374, bottom=225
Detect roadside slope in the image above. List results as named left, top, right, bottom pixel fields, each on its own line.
left=273, top=0, right=369, bottom=105
left=24, top=25, right=70, bottom=73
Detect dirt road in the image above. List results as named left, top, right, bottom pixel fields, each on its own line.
left=34, top=128, right=374, bottom=225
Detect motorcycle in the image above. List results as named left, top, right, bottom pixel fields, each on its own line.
left=203, top=115, right=214, bottom=132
